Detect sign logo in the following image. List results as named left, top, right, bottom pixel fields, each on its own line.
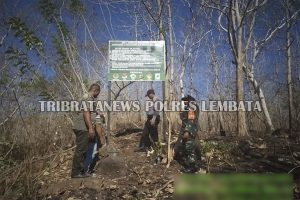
left=155, top=73, right=160, bottom=80
left=146, top=73, right=152, bottom=80
left=130, top=74, right=136, bottom=80
left=113, top=73, right=119, bottom=79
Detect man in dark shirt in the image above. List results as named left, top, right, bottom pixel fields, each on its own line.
left=135, top=89, right=160, bottom=152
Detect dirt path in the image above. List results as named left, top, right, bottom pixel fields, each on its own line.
left=37, top=131, right=300, bottom=199
left=38, top=131, right=180, bottom=199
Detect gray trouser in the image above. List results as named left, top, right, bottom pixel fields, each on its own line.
left=71, top=129, right=88, bottom=176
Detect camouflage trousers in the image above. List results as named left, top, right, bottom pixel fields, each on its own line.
left=174, top=134, right=201, bottom=170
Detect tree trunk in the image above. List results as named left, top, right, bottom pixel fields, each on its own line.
left=166, top=0, right=174, bottom=167
left=236, top=60, right=248, bottom=136
left=210, top=45, right=225, bottom=134
left=156, top=0, right=168, bottom=143
left=179, top=63, right=186, bottom=98
left=244, top=66, right=275, bottom=132
left=286, top=0, right=293, bottom=135
left=235, top=0, right=248, bottom=136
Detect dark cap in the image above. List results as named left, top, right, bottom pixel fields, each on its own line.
left=181, top=95, right=196, bottom=102
left=145, top=89, right=155, bottom=97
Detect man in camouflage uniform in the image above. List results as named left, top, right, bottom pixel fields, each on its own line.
left=174, top=95, right=201, bottom=173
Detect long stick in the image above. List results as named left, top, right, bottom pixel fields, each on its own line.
left=107, top=81, right=111, bottom=144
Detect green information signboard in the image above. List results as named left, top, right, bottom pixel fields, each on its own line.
left=108, top=40, right=166, bottom=81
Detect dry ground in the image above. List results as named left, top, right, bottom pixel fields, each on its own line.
left=33, top=130, right=300, bottom=200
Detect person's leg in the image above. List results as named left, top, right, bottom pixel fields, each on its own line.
left=87, top=137, right=100, bottom=173
left=71, top=129, right=88, bottom=177
left=183, top=139, right=200, bottom=173
left=139, top=120, right=151, bottom=148
left=174, top=136, right=185, bottom=163
left=84, top=137, right=96, bottom=173
left=149, top=117, right=160, bottom=146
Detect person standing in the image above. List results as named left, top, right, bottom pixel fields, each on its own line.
left=174, top=95, right=201, bottom=173
left=71, top=83, right=100, bottom=178
left=135, top=89, right=160, bottom=152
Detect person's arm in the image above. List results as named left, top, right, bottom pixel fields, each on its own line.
left=150, top=115, right=156, bottom=125
left=83, top=110, right=95, bottom=138
left=150, top=97, right=159, bottom=125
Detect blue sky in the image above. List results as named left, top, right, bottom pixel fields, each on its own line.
left=1, top=0, right=300, bottom=102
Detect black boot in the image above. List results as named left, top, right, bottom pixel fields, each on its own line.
left=180, top=166, right=198, bottom=173
left=134, top=146, right=148, bottom=152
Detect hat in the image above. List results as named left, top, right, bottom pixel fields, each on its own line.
left=181, top=95, right=196, bottom=102
left=145, top=89, right=155, bottom=97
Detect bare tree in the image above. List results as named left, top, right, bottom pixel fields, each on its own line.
left=285, top=0, right=295, bottom=135
left=202, top=0, right=300, bottom=135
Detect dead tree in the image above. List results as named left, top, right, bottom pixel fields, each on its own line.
left=285, top=0, right=295, bottom=135
left=203, top=0, right=300, bottom=135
